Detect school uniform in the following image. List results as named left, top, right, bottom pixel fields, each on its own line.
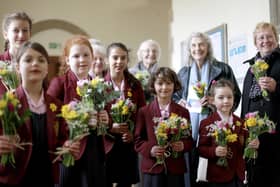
left=103, top=72, right=146, bottom=186
left=47, top=70, right=106, bottom=187
left=134, top=99, right=193, bottom=187
left=198, top=112, right=245, bottom=186
left=0, top=86, right=68, bottom=186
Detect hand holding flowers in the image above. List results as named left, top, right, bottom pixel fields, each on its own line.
left=0, top=91, right=31, bottom=167
left=77, top=78, right=119, bottom=135
left=110, top=97, right=136, bottom=133
left=135, top=70, right=150, bottom=90
left=207, top=120, right=238, bottom=167
left=251, top=59, right=270, bottom=101
left=243, top=111, right=275, bottom=160
left=53, top=101, right=90, bottom=167
left=151, top=113, right=191, bottom=169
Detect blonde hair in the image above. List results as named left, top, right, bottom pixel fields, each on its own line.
left=253, top=22, right=279, bottom=45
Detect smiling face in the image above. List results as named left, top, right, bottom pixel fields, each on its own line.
left=154, top=77, right=174, bottom=101
left=18, top=48, right=48, bottom=84
left=141, top=43, right=158, bottom=67
left=108, top=47, right=128, bottom=76
left=92, top=51, right=106, bottom=76
left=212, top=86, right=234, bottom=116
left=254, top=27, right=278, bottom=57
left=190, top=36, right=208, bottom=64
left=3, top=19, right=31, bottom=52
left=66, top=44, right=92, bottom=79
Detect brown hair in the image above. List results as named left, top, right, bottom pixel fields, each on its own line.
left=208, top=79, right=235, bottom=97
left=148, top=67, right=181, bottom=94
left=16, top=41, right=49, bottom=89
left=2, top=12, right=32, bottom=51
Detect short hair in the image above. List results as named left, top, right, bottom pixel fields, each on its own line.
left=148, top=67, right=181, bottom=94
left=185, top=32, right=214, bottom=66
left=253, top=22, right=279, bottom=45
left=136, top=39, right=161, bottom=62
left=208, top=79, right=235, bottom=97
left=62, top=35, right=93, bottom=63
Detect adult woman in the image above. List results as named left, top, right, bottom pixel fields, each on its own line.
left=129, top=39, right=161, bottom=75
left=88, top=39, right=107, bottom=78
left=173, top=32, right=240, bottom=187
left=104, top=42, right=146, bottom=187
left=241, top=22, right=280, bottom=187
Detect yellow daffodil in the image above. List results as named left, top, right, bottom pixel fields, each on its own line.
left=50, top=103, right=57, bottom=112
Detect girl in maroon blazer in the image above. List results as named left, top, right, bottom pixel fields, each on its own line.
left=134, top=67, right=193, bottom=187
left=0, top=41, right=76, bottom=187
left=0, top=12, right=32, bottom=96
left=104, top=42, right=146, bottom=187
left=47, top=35, right=108, bottom=187
left=198, top=79, right=246, bottom=187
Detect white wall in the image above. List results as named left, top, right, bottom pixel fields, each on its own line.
left=171, top=0, right=270, bottom=73
left=171, top=0, right=271, bottom=115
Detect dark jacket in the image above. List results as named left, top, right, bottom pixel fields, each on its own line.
left=173, top=59, right=241, bottom=111
left=0, top=86, right=67, bottom=185
left=241, top=48, right=280, bottom=130
left=134, top=99, right=193, bottom=174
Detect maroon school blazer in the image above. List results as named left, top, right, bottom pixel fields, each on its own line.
left=103, top=72, right=146, bottom=154
left=134, top=99, right=193, bottom=175
left=198, top=112, right=246, bottom=183
left=0, top=86, right=68, bottom=185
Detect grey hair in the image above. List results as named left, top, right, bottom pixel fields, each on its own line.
left=185, top=32, right=214, bottom=66
left=136, top=39, right=161, bottom=62
left=88, top=38, right=106, bottom=56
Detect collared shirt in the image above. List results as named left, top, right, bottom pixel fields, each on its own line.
left=23, top=88, right=46, bottom=114
left=159, top=103, right=170, bottom=119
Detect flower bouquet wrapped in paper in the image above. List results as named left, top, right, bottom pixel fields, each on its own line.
left=0, top=91, right=31, bottom=167
left=251, top=59, right=270, bottom=101
left=207, top=120, right=238, bottom=167
left=243, top=111, right=275, bottom=160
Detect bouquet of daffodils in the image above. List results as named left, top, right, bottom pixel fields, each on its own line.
left=53, top=101, right=90, bottom=167
left=0, top=91, right=31, bottom=167
left=135, top=70, right=150, bottom=90
left=251, top=59, right=269, bottom=101
left=193, top=81, right=208, bottom=114
left=152, top=113, right=191, bottom=166
left=207, top=120, right=238, bottom=167
left=152, top=119, right=170, bottom=167
left=0, top=61, right=19, bottom=91
left=243, top=111, right=275, bottom=159
left=165, top=113, right=191, bottom=158
left=77, top=78, right=119, bottom=135
left=110, top=97, right=136, bottom=132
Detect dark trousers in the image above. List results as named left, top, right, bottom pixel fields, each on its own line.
left=143, top=173, right=184, bottom=187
